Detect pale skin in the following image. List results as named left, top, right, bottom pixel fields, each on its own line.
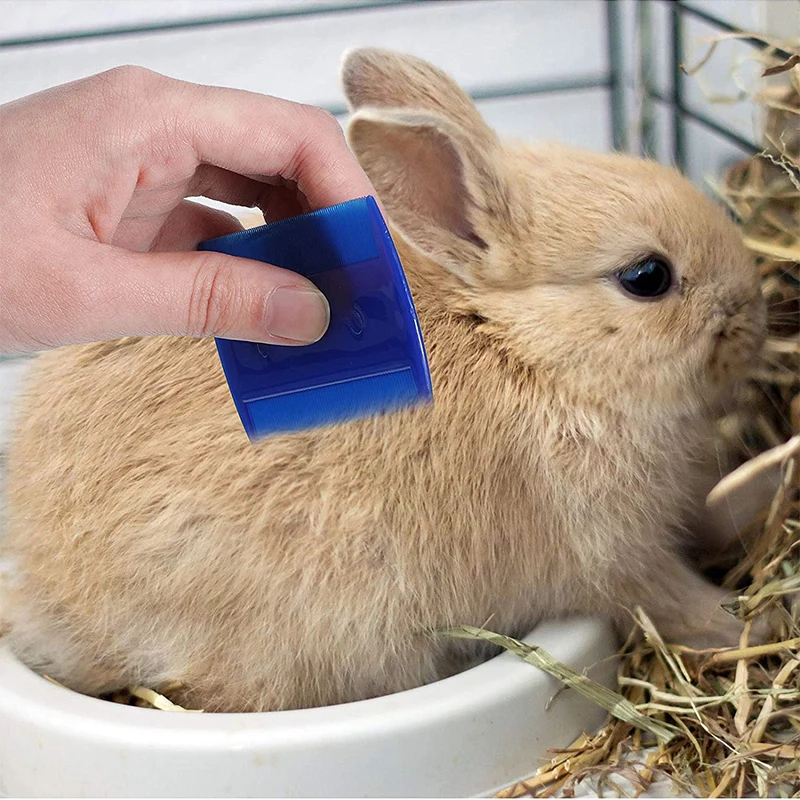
left=0, top=66, right=377, bottom=354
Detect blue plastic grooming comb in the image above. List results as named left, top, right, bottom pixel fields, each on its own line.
left=198, top=196, right=433, bottom=441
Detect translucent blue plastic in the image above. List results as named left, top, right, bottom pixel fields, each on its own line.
left=198, top=196, right=433, bottom=440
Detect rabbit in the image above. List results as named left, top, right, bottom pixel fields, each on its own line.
left=0, top=48, right=769, bottom=713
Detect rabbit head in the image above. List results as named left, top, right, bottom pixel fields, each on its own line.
left=342, top=49, right=765, bottom=420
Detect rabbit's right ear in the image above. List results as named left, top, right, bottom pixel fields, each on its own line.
left=341, top=49, right=510, bottom=286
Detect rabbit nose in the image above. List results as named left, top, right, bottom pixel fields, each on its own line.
left=721, top=297, right=748, bottom=317
left=721, top=292, right=764, bottom=321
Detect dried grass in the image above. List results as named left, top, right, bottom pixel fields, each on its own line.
left=105, top=683, right=202, bottom=712
left=493, top=35, right=800, bottom=800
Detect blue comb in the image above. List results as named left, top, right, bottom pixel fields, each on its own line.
left=198, top=196, right=433, bottom=441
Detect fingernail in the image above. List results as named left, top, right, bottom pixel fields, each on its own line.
left=264, top=286, right=330, bottom=344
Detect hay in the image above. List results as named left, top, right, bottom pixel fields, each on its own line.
left=106, top=684, right=202, bottom=713
left=494, top=35, right=799, bottom=800
left=444, top=626, right=679, bottom=746
left=38, top=673, right=201, bottom=712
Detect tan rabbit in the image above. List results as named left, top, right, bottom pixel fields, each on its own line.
left=1, top=49, right=767, bottom=712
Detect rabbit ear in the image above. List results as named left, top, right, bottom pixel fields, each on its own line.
left=341, top=48, right=497, bottom=152
left=342, top=50, right=507, bottom=285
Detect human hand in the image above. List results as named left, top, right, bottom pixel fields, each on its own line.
left=0, top=66, right=376, bottom=354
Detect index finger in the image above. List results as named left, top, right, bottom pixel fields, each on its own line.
left=167, top=78, right=376, bottom=210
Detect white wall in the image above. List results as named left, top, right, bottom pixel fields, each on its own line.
left=0, top=0, right=614, bottom=151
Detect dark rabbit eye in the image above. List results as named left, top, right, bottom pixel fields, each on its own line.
left=616, top=257, right=673, bottom=299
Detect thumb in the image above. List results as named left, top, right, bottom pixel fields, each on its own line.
left=102, top=247, right=331, bottom=345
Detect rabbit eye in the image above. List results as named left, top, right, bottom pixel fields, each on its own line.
left=616, top=257, right=673, bottom=299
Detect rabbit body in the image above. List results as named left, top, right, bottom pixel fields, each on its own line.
left=2, top=50, right=765, bottom=712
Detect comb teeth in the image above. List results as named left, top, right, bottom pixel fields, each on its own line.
left=245, top=368, right=420, bottom=435
left=199, top=196, right=433, bottom=441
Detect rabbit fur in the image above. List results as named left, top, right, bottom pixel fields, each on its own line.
left=1, top=49, right=767, bottom=712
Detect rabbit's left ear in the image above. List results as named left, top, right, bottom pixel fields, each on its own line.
left=341, top=48, right=510, bottom=286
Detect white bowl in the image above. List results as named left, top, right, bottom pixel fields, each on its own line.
left=0, top=617, right=616, bottom=798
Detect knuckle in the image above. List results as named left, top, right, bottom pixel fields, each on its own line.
left=89, top=65, right=159, bottom=111
left=303, top=105, right=343, bottom=139
left=288, top=106, right=348, bottom=189
left=187, top=256, right=241, bottom=337
left=101, top=65, right=155, bottom=88
left=108, top=64, right=156, bottom=85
